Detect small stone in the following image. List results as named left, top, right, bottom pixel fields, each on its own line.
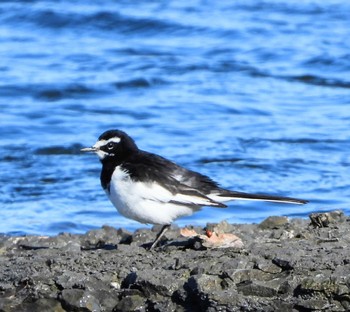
left=60, top=289, right=101, bottom=312
left=117, top=228, right=133, bottom=244
left=255, top=260, right=282, bottom=274
left=61, top=241, right=81, bottom=253
left=122, top=270, right=183, bottom=298
left=132, top=229, right=154, bottom=245
left=295, top=299, right=331, bottom=311
left=186, top=274, right=223, bottom=294
left=272, top=258, right=294, bottom=271
left=296, top=276, right=339, bottom=296
left=259, top=216, right=289, bottom=230
left=190, top=266, right=205, bottom=276
left=82, top=226, right=130, bottom=248
left=94, top=289, right=120, bottom=312
left=310, top=210, right=345, bottom=228
left=55, top=272, right=86, bottom=289
left=206, top=220, right=234, bottom=234
left=230, top=269, right=273, bottom=283
left=236, top=279, right=281, bottom=297
left=113, top=295, right=146, bottom=312
left=147, top=298, right=178, bottom=312
left=80, top=293, right=102, bottom=312
left=110, top=281, right=121, bottom=289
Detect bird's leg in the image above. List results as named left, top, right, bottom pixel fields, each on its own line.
left=149, top=224, right=171, bottom=250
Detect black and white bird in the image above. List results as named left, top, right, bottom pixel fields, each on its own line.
left=81, top=129, right=307, bottom=249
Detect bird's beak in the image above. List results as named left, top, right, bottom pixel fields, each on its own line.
left=81, top=147, right=97, bottom=153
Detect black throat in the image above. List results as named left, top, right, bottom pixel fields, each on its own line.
left=99, top=143, right=138, bottom=192
left=100, top=159, right=118, bottom=192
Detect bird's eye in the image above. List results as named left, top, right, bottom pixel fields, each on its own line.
left=107, top=142, right=114, bottom=150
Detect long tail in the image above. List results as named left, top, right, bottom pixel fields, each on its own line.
left=212, top=190, right=308, bottom=205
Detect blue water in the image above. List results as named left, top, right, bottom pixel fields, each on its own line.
left=1, top=0, right=350, bottom=235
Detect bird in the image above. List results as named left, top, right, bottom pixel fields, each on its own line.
left=81, top=129, right=307, bottom=249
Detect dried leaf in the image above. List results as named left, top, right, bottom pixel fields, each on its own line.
left=180, top=227, right=244, bottom=249
left=201, top=232, right=244, bottom=249
left=180, top=228, right=198, bottom=237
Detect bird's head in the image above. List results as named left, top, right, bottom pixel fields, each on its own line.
left=81, top=129, right=138, bottom=163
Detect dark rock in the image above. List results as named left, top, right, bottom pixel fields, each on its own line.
left=113, top=295, right=146, bottom=312
left=10, top=233, right=82, bottom=252
left=81, top=225, right=127, bottom=249
left=122, top=269, right=185, bottom=298
left=117, top=228, right=133, bottom=245
left=132, top=229, right=155, bottom=245
left=59, top=289, right=101, bottom=311
left=145, top=298, right=178, bottom=312
left=255, top=260, right=282, bottom=274
left=294, top=299, right=336, bottom=311
left=10, top=298, right=64, bottom=312
left=190, top=266, right=205, bottom=276
left=187, top=236, right=207, bottom=250
left=259, top=216, right=289, bottom=230
left=236, top=279, right=283, bottom=297
left=230, top=269, right=276, bottom=283
left=60, top=241, right=82, bottom=253
left=93, top=289, right=120, bottom=312
left=295, top=276, right=339, bottom=298
left=55, top=272, right=87, bottom=289
left=186, top=274, right=223, bottom=294
left=272, top=257, right=294, bottom=271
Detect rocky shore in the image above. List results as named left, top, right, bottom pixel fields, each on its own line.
left=1, top=210, right=350, bottom=312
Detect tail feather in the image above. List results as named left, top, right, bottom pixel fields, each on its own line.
left=212, top=190, right=308, bottom=205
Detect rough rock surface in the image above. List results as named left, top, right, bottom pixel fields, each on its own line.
left=1, top=210, right=350, bottom=312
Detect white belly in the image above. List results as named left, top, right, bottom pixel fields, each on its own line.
left=107, top=167, right=194, bottom=225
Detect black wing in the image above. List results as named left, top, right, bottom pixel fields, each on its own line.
left=121, top=150, right=226, bottom=208
left=123, top=151, right=220, bottom=191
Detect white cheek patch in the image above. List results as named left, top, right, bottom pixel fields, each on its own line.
left=92, top=137, right=121, bottom=160
left=95, top=149, right=109, bottom=160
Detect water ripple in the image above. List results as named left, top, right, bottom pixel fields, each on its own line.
left=1, top=0, right=350, bottom=235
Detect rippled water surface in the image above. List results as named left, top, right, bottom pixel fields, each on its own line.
left=1, top=0, right=350, bottom=235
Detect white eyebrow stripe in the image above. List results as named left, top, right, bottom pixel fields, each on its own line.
left=107, top=137, right=121, bottom=144
left=93, top=137, right=121, bottom=149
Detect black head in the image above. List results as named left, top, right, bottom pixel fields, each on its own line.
left=81, top=129, right=138, bottom=164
